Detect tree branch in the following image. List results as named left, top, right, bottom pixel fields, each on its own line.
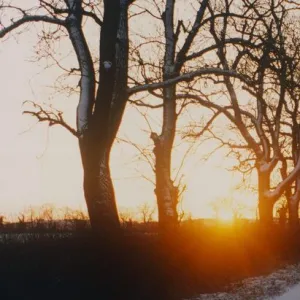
left=128, top=67, right=253, bottom=95
left=0, top=15, right=66, bottom=38
left=23, top=101, right=78, bottom=138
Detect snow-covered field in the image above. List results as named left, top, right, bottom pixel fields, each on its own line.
left=185, top=263, right=300, bottom=300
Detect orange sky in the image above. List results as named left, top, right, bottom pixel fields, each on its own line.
left=0, top=1, right=258, bottom=220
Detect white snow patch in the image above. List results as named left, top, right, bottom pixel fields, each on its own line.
left=184, top=263, right=300, bottom=300
left=273, top=283, right=300, bottom=300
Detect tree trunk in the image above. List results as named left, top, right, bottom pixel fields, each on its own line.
left=152, top=129, right=178, bottom=232
left=288, top=125, right=300, bottom=228
left=83, top=154, right=120, bottom=237
left=257, top=168, right=274, bottom=224
left=79, top=125, right=120, bottom=235
left=288, top=197, right=299, bottom=227
left=288, top=177, right=300, bottom=227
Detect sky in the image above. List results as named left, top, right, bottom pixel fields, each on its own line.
left=0, top=1, right=258, bottom=220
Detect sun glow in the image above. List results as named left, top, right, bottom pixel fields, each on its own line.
left=217, top=210, right=234, bottom=222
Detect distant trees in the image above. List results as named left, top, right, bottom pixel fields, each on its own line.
left=0, top=205, right=89, bottom=232
left=209, top=196, right=248, bottom=222
left=138, top=202, right=155, bottom=224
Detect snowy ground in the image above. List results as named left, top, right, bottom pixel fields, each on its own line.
left=274, top=284, right=300, bottom=300
left=0, top=232, right=73, bottom=243
left=185, top=263, right=300, bottom=300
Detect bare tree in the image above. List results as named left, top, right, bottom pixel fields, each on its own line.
left=183, top=0, right=300, bottom=225
left=0, top=0, right=134, bottom=236
left=281, top=18, right=300, bottom=226
left=138, top=202, right=155, bottom=224
left=127, top=0, right=211, bottom=231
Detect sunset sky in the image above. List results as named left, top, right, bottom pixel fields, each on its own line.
left=0, top=1, right=258, bottom=220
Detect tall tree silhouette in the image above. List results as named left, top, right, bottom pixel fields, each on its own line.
left=1, top=0, right=133, bottom=236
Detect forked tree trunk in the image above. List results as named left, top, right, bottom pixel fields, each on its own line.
left=83, top=0, right=129, bottom=236
left=68, top=0, right=130, bottom=235
left=257, top=168, right=274, bottom=225
left=150, top=0, right=209, bottom=231
left=151, top=0, right=179, bottom=232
